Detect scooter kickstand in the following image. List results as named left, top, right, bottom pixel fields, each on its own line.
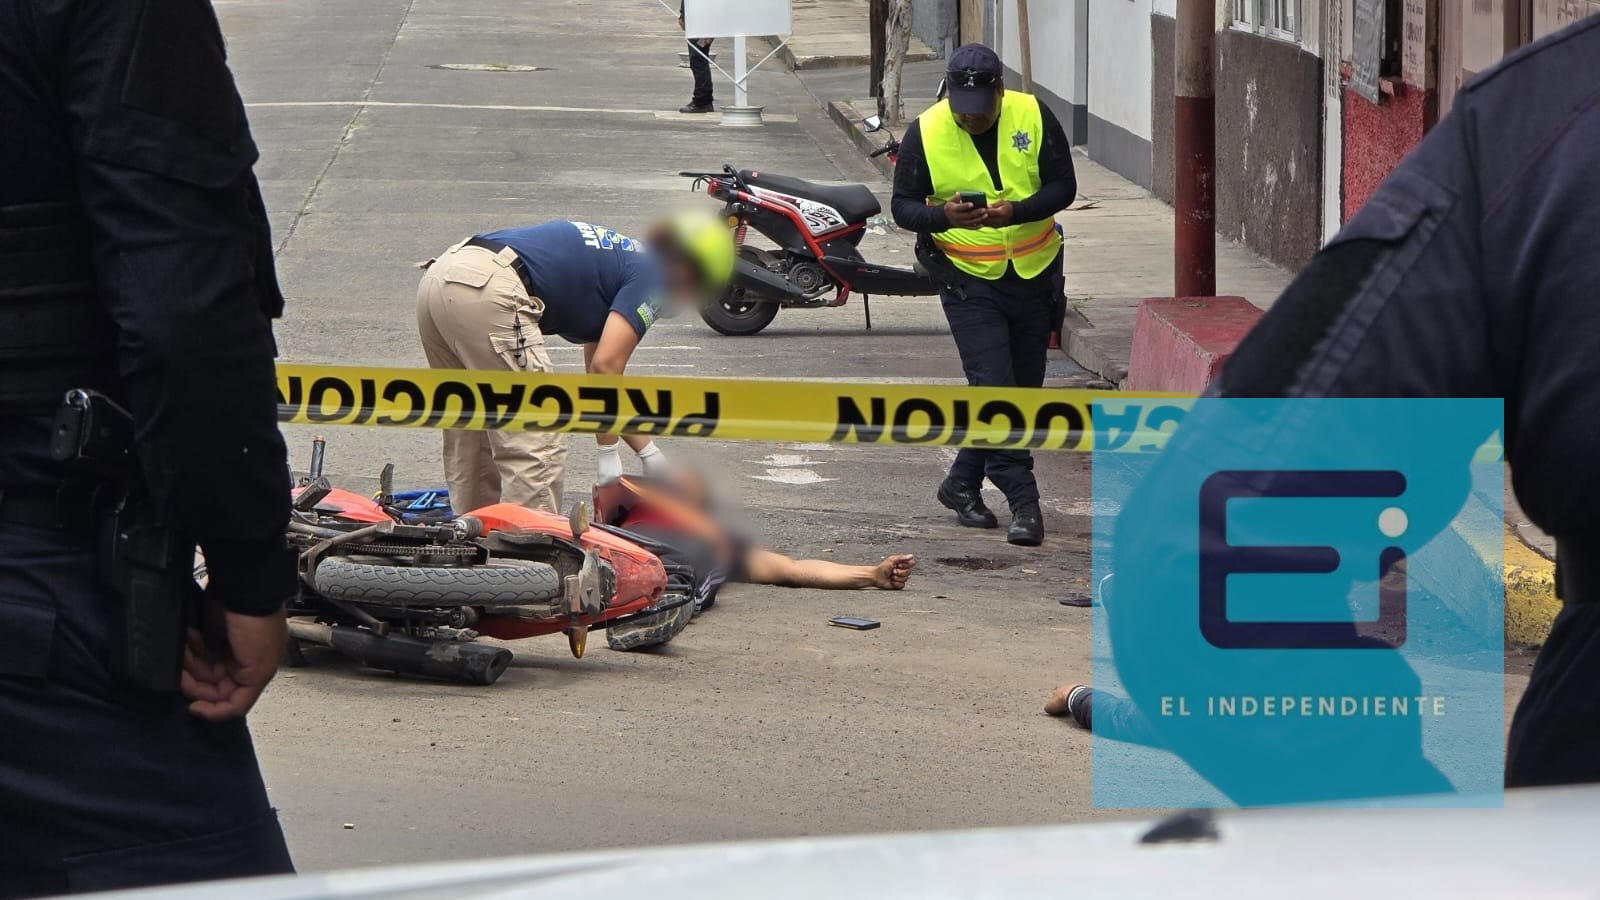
left=863, top=294, right=872, bottom=330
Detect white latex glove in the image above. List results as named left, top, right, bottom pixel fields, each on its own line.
left=597, top=442, right=623, bottom=485
left=637, top=441, right=668, bottom=476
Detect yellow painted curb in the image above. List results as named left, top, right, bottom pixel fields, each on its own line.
left=1505, top=528, right=1559, bottom=649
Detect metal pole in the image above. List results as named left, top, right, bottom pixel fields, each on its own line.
left=721, top=34, right=765, bottom=126
left=734, top=35, right=749, bottom=108
left=1174, top=0, right=1216, bottom=298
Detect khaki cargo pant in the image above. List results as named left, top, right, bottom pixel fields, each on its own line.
left=416, top=241, right=566, bottom=514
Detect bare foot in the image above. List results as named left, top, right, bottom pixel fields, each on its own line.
left=873, top=554, right=916, bottom=590
left=1045, top=683, right=1083, bottom=717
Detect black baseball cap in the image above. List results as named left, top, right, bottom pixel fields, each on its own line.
left=946, top=43, right=1004, bottom=115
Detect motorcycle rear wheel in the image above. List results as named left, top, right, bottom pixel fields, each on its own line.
left=314, top=558, right=563, bottom=607
left=701, top=292, right=780, bottom=336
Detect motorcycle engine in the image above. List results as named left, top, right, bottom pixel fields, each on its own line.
left=785, top=260, right=831, bottom=301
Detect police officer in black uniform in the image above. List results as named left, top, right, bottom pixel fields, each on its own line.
left=1208, top=17, right=1600, bottom=788
left=891, top=44, right=1076, bottom=547
left=1, top=0, right=296, bottom=894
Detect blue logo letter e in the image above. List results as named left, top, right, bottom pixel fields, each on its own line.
left=1198, top=470, right=1407, bottom=650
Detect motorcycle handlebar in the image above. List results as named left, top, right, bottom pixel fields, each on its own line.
left=869, top=145, right=896, bottom=159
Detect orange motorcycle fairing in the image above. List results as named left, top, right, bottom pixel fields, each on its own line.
left=468, top=503, right=668, bottom=641
left=292, top=487, right=391, bottom=523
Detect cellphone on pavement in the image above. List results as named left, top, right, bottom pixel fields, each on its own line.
left=829, top=616, right=881, bottom=631
left=957, top=191, right=988, bottom=209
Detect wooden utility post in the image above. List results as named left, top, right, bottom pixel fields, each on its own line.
left=1174, top=0, right=1217, bottom=298
left=882, top=0, right=913, bottom=125
left=1015, top=0, right=1033, bottom=92
left=870, top=0, right=888, bottom=114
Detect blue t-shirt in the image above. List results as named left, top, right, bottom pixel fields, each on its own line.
left=479, top=221, right=666, bottom=344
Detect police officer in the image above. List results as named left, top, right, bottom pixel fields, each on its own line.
left=891, top=43, right=1077, bottom=547
left=0, top=0, right=296, bottom=894
left=417, top=214, right=734, bottom=514
left=1206, top=18, right=1600, bottom=788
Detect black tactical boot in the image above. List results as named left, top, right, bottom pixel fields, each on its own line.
left=1008, top=502, right=1044, bottom=547
left=937, top=477, right=998, bottom=529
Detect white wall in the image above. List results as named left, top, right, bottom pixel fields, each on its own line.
left=1321, top=0, right=1344, bottom=241
left=1087, top=0, right=1158, bottom=141
left=996, top=0, right=1087, bottom=108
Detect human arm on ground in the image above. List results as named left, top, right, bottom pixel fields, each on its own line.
left=743, top=550, right=916, bottom=590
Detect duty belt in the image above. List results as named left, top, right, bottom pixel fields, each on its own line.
left=0, top=486, right=100, bottom=534
left=463, top=236, right=541, bottom=299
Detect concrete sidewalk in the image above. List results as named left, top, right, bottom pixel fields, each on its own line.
left=772, top=0, right=937, bottom=71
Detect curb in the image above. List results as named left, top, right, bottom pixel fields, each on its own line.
left=826, top=99, right=898, bottom=180
left=1505, top=528, right=1559, bottom=650
left=1059, top=309, right=1129, bottom=385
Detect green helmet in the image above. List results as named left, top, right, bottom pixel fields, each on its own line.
left=661, top=209, right=736, bottom=296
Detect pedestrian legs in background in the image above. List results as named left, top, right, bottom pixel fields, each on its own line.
left=416, top=245, right=567, bottom=514
left=0, top=526, right=293, bottom=897
left=681, top=38, right=715, bottom=114
left=937, top=280, right=1053, bottom=545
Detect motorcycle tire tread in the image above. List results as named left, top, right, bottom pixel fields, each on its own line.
left=605, top=596, right=696, bottom=652
left=315, top=558, right=563, bottom=607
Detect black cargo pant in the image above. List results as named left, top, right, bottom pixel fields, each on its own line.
left=0, top=523, right=293, bottom=898
left=939, top=259, right=1058, bottom=511
left=688, top=38, right=715, bottom=107
left=1506, top=600, right=1600, bottom=787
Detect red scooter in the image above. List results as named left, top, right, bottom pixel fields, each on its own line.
left=681, top=118, right=936, bottom=336
left=276, top=439, right=695, bottom=685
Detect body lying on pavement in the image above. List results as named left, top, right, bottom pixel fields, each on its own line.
left=595, top=473, right=915, bottom=616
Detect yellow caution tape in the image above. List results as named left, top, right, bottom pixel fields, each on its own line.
left=276, top=364, right=1192, bottom=452
left=275, top=364, right=1506, bottom=460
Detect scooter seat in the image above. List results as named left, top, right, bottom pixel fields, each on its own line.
left=739, top=170, right=882, bottom=224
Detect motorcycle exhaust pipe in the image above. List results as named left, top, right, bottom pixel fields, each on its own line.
left=733, top=256, right=808, bottom=304
left=288, top=620, right=513, bottom=686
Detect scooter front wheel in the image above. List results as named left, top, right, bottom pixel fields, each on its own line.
left=701, top=292, right=779, bottom=336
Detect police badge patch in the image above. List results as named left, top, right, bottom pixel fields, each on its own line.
left=1012, top=130, right=1032, bottom=153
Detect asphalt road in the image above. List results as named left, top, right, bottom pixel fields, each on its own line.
left=223, top=0, right=1122, bottom=871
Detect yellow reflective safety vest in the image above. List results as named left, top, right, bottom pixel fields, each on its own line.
left=922, top=93, right=1063, bottom=281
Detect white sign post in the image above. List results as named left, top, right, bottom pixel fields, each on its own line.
left=683, top=0, right=793, bottom=127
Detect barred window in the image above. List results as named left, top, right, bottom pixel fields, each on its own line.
left=1235, top=0, right=1300, bottom=42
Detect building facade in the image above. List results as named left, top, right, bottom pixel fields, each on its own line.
left=961, top=0, right=1598, bottom=274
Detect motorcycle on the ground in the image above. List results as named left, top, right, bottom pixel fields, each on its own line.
left=680, top=116, right=937, bottom=336
left=267, top=438, right=696, bottom=685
